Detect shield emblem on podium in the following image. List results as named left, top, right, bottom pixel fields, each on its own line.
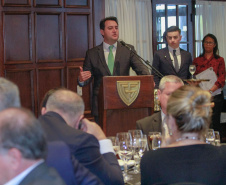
left=116, top=80, right=140, bottom=106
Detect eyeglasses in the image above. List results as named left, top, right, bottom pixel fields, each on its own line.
left=204, top=41, right=215, bottom=45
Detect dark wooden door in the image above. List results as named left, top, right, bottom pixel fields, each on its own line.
left=0, top=0, right=104, bottom=117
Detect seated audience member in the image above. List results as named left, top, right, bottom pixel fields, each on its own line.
left=136, top=75, right=184, bottom=137
left=40, top=87, right=66, bottom=115
left=46, top=141, right=103, bottom=185
left=141, top=86, right=226, bottom=185
left=0, top=107, right=65, bottom=185
left=38, top=89, right=124, bottom=185
left=0, top=77, right=21, bottom=111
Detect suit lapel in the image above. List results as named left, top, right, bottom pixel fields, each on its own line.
left=97, top=43, right=111, bottom=75
left=163, top=48, right=177, bottom=73
left=179, top=48, right=185, bottom=72
left=113, top=41, right=121, bottom=76
left=19, top=163, right=46, bottom=185
left=153, top=112, right=162, bottom=132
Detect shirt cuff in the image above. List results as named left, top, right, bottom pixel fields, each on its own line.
left=78, top=77, right=85, bottom=86
left=99, top=139, right=115, bottom=154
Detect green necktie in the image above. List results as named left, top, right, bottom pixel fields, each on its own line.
left=108, top=45, right=114, bottom=75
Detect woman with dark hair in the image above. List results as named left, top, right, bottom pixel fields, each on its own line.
left=193, top=33, right=225, bottom=140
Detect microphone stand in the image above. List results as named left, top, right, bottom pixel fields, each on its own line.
left=120, top=41, right=164, bottom=78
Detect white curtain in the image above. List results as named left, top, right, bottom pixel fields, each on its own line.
left=196, top=0, right=226, bottom=61
left=105, top=0, right=153, bottom=75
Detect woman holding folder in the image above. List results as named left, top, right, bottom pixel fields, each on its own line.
left=193, top=33, right=225, bottom=140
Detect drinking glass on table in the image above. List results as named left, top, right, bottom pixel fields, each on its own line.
left=116, top=132, right=133, bottom=182
left=189, top=65, right=196, bottom=79
left=206, top=129, right=215, bottom=145
left=148, top=132, right=161, bottom=150
left=128, top=129, right=143, bottom=138
left=130, top=134, right=147, bottom=174
left=214, top=131, right=221, bottom=146
left=107, top=136, right=119, bottom=155
left=152, top=133, right=162, bottom=150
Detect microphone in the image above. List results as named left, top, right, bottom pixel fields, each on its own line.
left=119, top=40, right=126, bottom=46
left=118, top=40, right=163, bottom=78
left=119, top=40, right=131, bottom=50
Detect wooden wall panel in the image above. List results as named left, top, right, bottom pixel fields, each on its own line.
left=34, top=0, right=62, bottom=7
left=2, top=0, right=30, bottom=6
left=67, top=66, right=91, bottom=112
left=0, top=0, right=104, bottom=117
left=65, top=0, right=88, bottom=7
left=66, top=14, right=89, bottom=60
left=4, top=13, right=31, bottom=63
left=37, top=67, right=64, bottom=112
left=36, top=13, right=63, bottom=62
left=5, top=69, right=35, bottom=111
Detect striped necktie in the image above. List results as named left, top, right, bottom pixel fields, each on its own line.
left=108, top=45, right=114, bottom=75
left=173, top=49, right=179, bottom=72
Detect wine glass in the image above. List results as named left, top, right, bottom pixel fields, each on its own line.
left=148, top=132, right=161, bottom=150
left=128, top=130, right=142, bottom=174
left=214, top=131, right=221, bottom=146
left=107, top=136, right=119, bottom=156
left=189, top=65, right=196, bottom=79
left=130, top=133, right=147, bottom=174
left=152, top=133, right=162, bottom=150
left=206, top=129, right=215, bottom=145
left=128, top=129, right=143, bottom=138
left=137, top=134, right=147, bottom=159
left=116, top=132, right=133, bottom=183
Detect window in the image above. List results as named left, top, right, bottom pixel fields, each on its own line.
left=152, top=0, right=193, bottom=56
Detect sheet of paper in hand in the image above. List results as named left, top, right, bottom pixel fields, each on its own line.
left=196, top=67, right=221, bottom=96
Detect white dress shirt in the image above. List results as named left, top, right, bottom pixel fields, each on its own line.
left=99, top=139, right=115, bottom=154
left=103, top=41, right=117, bottom=65
left=161, top=110, right=169, bottom=137
left=4, top=160, right=44, bottom=185
left=168, top=46, right=181, bottom=69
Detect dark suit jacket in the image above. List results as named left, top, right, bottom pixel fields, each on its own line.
left=46, top=141, right=103, bottom=185
left=19, top=162, right=65, bottom=185
left=79, top=41, right=150, bottom=116
left=39, top=111, right=123, bottom=185
left=136, top=111, right=162, bottom=136
left=152, top=47, right=192, bottom=88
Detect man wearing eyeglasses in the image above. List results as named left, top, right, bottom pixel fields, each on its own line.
left=152, top=26, right=192, bottom=88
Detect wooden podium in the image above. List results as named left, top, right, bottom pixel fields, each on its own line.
left=98, top=75, right=154, bottom=136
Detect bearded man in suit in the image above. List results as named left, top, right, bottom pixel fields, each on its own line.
left=136, top=75, right=184, bottom=138
left=152, top=26, right=192, bottom=88
left=78, top=16, right=150, bottom=123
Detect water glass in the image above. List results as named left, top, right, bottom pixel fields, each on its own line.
left=148, top=132, right=161, bottom=150
left=116, top=132, right=133, bottom=182
left=152, top=134, right=162, bottom=150
left=107, top=136, right=119, bottom=155
left=189, top=65, right=196, bottom=79
left=206, top=129, right=215, bottom=145
left=128, top=129, right=143, bottom=139
left=214, top=131, right=221, bottom=146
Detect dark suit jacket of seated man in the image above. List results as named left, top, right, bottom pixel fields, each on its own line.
left=39, top=89, right=124, bottom=185
left=136, top=75, right=184, bottom=138
left=136, top=111, right=162, bottom=136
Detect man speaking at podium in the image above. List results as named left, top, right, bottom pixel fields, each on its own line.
left=78, top=16, right=150, bottom=123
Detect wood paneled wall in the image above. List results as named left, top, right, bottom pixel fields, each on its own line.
left=0, top=0, right=104, bottom=117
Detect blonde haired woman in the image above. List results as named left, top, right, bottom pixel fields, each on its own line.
left=141, top=85, right=226, bottom=185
